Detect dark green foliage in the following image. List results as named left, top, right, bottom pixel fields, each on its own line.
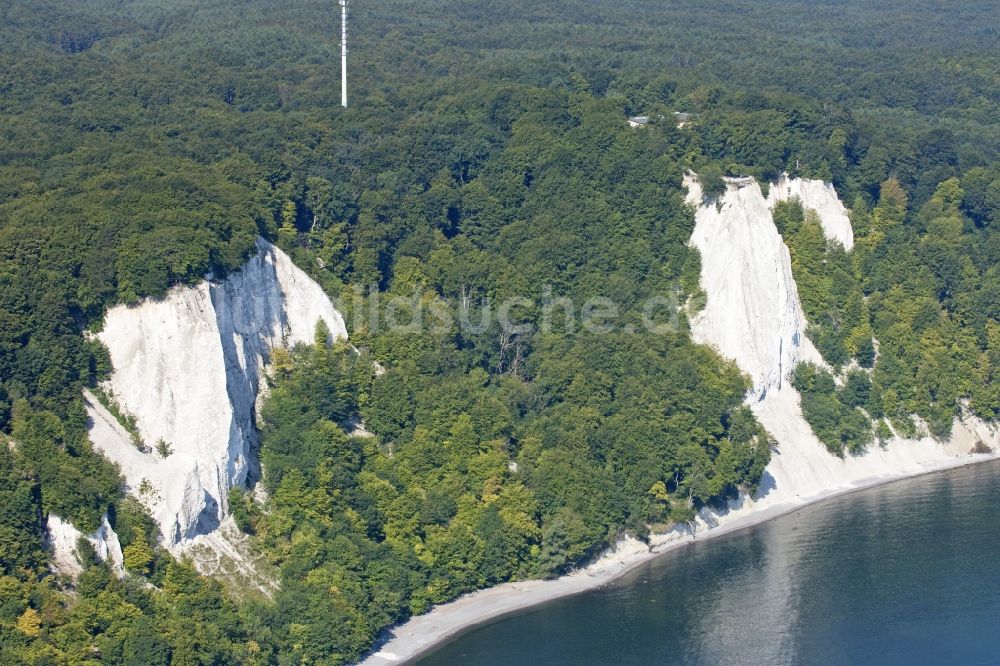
left=0, top=444, right=46, bottom=576
left=228, top=487, right=259, bottom=535
left=840, top=371, right=873, bottom=409
left=10, top=403, right=121, bottom=532
left=960, top=167, right=1000, bottom=227
left=121, top=618, right=171, bottom=666
left=793, top=364, right=873, bottom=455
left=856, top=337, right=877, bottom=369
left=699, top=165, right=727, bottom=200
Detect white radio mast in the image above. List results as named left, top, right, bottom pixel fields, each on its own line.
left=340, top=0, right=348, bottom=107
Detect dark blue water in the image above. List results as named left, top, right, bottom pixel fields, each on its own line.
left=420, top=460, right=1000, bottom=665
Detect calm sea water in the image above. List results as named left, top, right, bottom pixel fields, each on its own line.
left=420, top=460, right=1000, bottom=665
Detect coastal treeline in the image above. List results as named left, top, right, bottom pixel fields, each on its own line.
left=0, top=0, right=998, bottom=662
left=782, top=173, right=1000, bottom=452
left=245, top=330, right=769, bottom=660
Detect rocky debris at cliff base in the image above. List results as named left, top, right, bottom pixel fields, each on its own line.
left=179, top=516, right=280, bottom=599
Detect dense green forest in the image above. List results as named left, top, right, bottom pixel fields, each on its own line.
left=1, top=0, right=999, bottom=662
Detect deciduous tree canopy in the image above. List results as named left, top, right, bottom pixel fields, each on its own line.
left=0, top=0, right=997, bottom=662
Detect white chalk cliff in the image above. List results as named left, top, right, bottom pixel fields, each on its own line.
left=684, top=173, right=1000, bottom=510
left=687, top=175, right=826, bottom=399
left=767, top=174, right=854, bottom=251
left=83, top=238, right=347, bottom=551
left=47, top=513, right=125, bottom=577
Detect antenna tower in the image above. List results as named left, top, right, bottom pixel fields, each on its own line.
left=340, top=0, right=348, bottom=107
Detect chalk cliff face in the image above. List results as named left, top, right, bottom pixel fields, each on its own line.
left=686, top=175, right=827, bottom=399
left=86, top=238, right=347, bottom=550
left=684, top=173, right=1000, bottom=508
left=767, top=174, right=854, bottom=251
left=47, top=513, right=125, bottom=577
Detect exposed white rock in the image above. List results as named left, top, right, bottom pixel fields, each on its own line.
left=684, top=172, right=1000, bottom=509
left=47, top=513, right=125, bottom=577
left=767, top=173, right=855, bottom=251
left=48, top=515, right=87, bottom=576
left=685, top=174, right=825, bottom=399
left=87, top=238, right=346, bottom=551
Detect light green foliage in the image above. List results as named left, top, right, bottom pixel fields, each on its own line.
left=122, top=527, right=154, bottom=576
left=777, top=200, right=870, bottom=369
left=859, top=178, right=996, bottom=438
left=972, top=321, right=1000, bottom=419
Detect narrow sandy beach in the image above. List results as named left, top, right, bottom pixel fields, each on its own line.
left=359, top=449, right=1000, bottom=665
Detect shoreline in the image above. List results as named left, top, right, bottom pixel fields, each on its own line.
left=359, top=450, right=1000, bottom=665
